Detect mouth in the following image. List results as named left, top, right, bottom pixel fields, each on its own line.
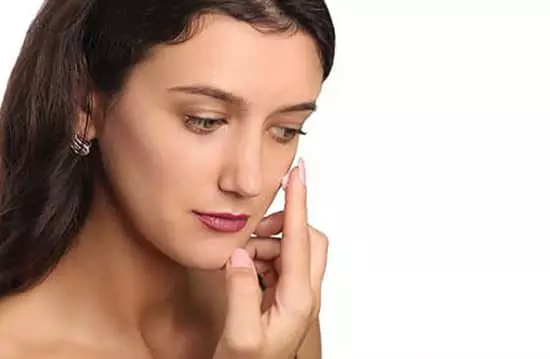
left=192, top=211, right=250, bottom=233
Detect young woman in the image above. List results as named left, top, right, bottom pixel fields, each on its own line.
left=0, top=1, right=335, bottom=358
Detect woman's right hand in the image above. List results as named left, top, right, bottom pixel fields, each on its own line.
left=213, top=160, right=328, bottom=359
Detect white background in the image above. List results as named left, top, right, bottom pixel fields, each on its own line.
left=1, top=1, right=549, bottom=358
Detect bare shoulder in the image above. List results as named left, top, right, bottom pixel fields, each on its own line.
left=0, top=298, right=109, bottom=359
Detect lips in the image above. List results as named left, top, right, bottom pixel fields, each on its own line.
left=192, top=211, right=249, bottom=233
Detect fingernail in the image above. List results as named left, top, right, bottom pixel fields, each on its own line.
left=298, top=158, right=306, bottom=185
left=281, top=172, right=290, bottom=190
left=230, top=248, right=253, bottom=268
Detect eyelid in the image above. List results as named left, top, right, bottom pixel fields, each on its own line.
left=274, top=123, right=307, bottom=133
left=182, top=115, right=228, bottom=135
left=269, top=115, right=309, bottom=129
left=174, top=100, right=227, bottom=117
left=271, top=110, right=313, bottom=121
left=269, top=126, right=308, bottom=144
left=186, top=113, right=227, bottom=121
left=275, top=125, right=307, bottom=133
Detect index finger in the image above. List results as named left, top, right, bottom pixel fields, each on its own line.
left=253, top=210, right=284, bottom=237
left=278, top=159, right=311, bottom=301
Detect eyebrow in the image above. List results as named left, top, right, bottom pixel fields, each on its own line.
left=168, top=85, right=317, bottom=114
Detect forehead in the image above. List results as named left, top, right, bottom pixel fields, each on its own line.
left=131, top=13, right=324, bottom=107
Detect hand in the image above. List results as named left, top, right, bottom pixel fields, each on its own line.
left=213, top=160, right=329, bottom=359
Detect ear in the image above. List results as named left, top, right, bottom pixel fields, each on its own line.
left=75, top=92, right=99, bottom=141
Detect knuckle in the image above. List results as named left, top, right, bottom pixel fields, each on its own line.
left=319, top=232, right=329, bottom=250
left=309, top=227, right=329, bottom=249
left=224, top=331, right=264, bottom=354
left=290, top=289, right=316, bottom=320
left=313, top=293, right=322, bottom=316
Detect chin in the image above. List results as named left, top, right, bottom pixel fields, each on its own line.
left=158, top=231, right=250, bottom=271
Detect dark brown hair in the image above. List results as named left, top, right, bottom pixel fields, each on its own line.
left=0, top=0, right=335, bottom=297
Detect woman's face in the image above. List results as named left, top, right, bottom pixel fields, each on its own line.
left=95, top=14, right=323, bottom=269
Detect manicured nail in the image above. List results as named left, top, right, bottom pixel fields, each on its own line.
left=298, top=158, right=306, bottom=185
left=230, top=248, right=253, bottom=268
left=281, top=172, right=290, bottom=190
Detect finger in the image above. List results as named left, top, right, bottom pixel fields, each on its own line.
left=278, top=159, right=312, bottom=302
left=245, top=237, right=281, bottom=261
left=308, top=227, right=329, bottom=287
left=254, top=260, right=279, bottom=288
left=256, top=257, right=282, bottom=277
left=220, top=248, right=263, bottom=355
left=253, top=211, right=284, bottom=237
left=308, top=226, right=329, bottom=314
left=274, top=256, right=282, bottom=275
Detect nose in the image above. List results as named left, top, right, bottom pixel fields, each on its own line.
left=218, top=130, right=263, bottom=198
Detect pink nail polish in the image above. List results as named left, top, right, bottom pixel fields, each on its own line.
left=298, top=158, right=306, bottom=184
left=230, top=248, right=253, bottom=268
left=281, top=173, right=290, bottom=190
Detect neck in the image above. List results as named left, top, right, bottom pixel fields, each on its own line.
left=68, top=185, right=185, bottom=320
left=0, top=180, right=229, bottom=357
left=37, top=181, right=214, bottom=343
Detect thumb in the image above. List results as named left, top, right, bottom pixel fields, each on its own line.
left=219, top=248, right=264, bottom=355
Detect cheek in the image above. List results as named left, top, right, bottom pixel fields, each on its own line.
left=257, top=142, right=296, bottom=205
left=99, top=114, right=222, bottom=212
left=263, top=138, right=297, bottom=176
left=96, top=110, right=229, bottom=265
left=100, top=116, right=173, bottom=197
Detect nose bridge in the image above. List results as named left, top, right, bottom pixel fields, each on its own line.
left=220, top=126, right=263, bottom=197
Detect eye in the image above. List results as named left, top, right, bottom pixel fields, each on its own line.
left=270, top=126, right=307, bottom=144
left=183, top=115, right=227, bottom=134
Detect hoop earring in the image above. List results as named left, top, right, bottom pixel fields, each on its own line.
left=72, top=95, right=93, bottom=157
left=70, top=134, right=91, bottom=156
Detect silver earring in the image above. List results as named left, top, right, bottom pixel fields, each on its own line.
left=72, top=94, right=94, bottom=157
left=70, top=134, right=91, bottom=156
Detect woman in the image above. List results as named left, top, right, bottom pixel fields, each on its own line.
left=0, top=0, right=335, bottom=358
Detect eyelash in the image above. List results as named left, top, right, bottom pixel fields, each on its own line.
left=183, top=115, right=307, bottom=144
left=183, top=116, right=227, bottom=134
left=270, top=127, right=308, bottom=144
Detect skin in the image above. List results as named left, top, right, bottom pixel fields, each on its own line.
left=0, top=13, right=328, bottom=358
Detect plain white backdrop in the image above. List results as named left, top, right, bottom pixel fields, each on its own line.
left=1, top=1, right=549, bottom=358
